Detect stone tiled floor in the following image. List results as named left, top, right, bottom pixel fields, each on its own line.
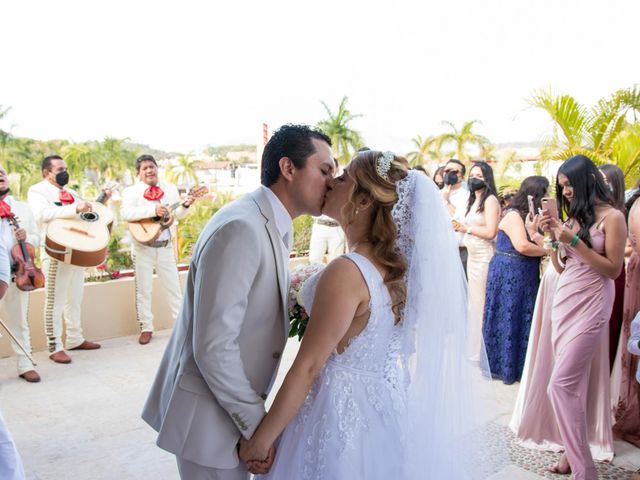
left=0, top=329, right=638, bottom=479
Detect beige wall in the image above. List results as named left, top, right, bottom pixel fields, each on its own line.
left=0, top=257, right=309, bottom=360
left=0, top=272, right=188, bottom=359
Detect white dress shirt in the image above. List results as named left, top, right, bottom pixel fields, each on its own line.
left=446, top=185, right=470, bottom=247
left=261, top=186, right=293, bottom=252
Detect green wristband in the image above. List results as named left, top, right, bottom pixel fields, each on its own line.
left=570, top=234, right=580, bottom=247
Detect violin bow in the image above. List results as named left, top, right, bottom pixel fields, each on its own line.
left=0, top=318, right=37, bottom=366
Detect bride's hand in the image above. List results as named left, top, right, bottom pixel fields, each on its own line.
left=239, top=437, right=276, bottom=474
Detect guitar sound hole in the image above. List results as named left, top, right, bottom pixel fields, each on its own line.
left=80, top=212, right=99, bottom=222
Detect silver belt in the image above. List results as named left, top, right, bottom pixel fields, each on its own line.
left=147, top=240, right=169, bottom=248
left=315, top=218, right=339, bottom=227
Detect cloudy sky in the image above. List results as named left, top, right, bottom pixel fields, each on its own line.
left=2, top=0, right=638, bottom=154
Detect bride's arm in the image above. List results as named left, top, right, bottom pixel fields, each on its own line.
left=241, top=257, right=367, bottom=460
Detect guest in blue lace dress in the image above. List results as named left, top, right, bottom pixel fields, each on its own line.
left=483, top=176, right=549, bottom=384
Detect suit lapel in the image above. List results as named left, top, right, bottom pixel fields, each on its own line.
left=250, top=189, right=289, bottom=339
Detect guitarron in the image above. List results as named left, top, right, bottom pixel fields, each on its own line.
left=44, top=185, right=116, bottom=267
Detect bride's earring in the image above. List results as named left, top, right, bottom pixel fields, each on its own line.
left=355, top=208, right=360, bottom=215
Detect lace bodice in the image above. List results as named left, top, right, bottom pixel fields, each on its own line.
left=302, top=252, right=401, bottom=375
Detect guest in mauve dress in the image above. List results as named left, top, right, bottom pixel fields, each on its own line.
left=611, top=189, right=640, bottom=447
left=540, top=155, right=627, bottom=480
left=453, top=161, right=500, bottom=361
left=600, top=164, right=627, bottom=368
left=482, top=176, right=548, bottom=384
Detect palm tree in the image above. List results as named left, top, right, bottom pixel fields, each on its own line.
left=530, top=86, right=640, bottom=185
left=317, top=96, right=364, bottom=164
left=435, top=120, right=491, bottom=162
left=167, top=154, right=201, bottom=187
left=406, top=135, right=442, bottom=166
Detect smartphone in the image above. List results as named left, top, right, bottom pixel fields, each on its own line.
left=541, top=197, right=558, bottom=218
left=527, top=195, right=535, bottom=217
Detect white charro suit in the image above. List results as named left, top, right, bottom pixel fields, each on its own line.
left=120, top=181, right=187, bottom=333
left=0, top=196, right=41, bottom=374
left=27, top=180, right=87, bottom=353
left=142, top=187, right=289, bottom=478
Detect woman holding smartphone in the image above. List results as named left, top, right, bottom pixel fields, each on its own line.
left=482, top=176, right=548, bottom=384
left=540, top=155, right=627, bottom=479
left=453, top=161, right=500, bottom=361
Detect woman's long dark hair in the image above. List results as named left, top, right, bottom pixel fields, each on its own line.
left=556, top=155, right=614, bottom=248
left=508, top=176, right=550, bottom=221
left=466, top=161, right=498, bottom=215
left=599, top=163, right=625, bottom=212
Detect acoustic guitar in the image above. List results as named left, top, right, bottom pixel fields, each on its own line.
left=128, top=185, right=208, bottom=245
left=44, top=183, right=117, bottom=267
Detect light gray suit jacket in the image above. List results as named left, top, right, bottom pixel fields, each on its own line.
left=141, top=187, right=289, bottom=469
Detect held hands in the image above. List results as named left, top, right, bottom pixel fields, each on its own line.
left=238, top=436, right=276, bottom=475
left=76, top=201, right=92, bottom=213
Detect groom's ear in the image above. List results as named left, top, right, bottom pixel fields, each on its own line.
left=279, top=157, right=295, bottom=182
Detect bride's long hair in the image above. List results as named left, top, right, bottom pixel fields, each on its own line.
left=341, top=150, right=409, bottom=322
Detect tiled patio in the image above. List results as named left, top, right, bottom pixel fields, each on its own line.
left=1, top=330, right=638, bottom=479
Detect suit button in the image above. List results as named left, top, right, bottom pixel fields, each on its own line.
left=272, top=352, right=281, bottom=360
left=260, top=393, right=267, bottom=400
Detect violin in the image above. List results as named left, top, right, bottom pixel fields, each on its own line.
left=7, top=216, right=45, bottom=291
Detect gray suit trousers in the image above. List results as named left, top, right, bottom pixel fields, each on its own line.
left=176, top=456, right=249, bottom=480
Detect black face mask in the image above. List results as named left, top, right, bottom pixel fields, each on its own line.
left=55, top=171, right=69, bottom=187
left=435, top=182, right=444, bottom=190
left=0, top=188, right=9, bottom=197
left=444, top=172, right=459, bottom=186
left=468, top=177, right=486, bottom=192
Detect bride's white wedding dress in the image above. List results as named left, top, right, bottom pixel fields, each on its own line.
left=262, top=252, right=407, bottom=479
left=261, top=170, right=507, bottom=479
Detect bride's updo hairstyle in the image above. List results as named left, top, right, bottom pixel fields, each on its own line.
left=343, top=150, right=409, bottom=322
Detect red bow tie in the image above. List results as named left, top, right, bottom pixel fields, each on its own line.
left=59, top=189, right=75, bottom=205
left=144, top=185, right=164, bottom=201
left=0, top=199, right=13, bottom=219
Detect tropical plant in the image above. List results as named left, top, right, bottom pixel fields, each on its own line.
left=530, top=86, right=640, bottom=186
left=166, top=154, right=201, bottom=187
left=435, top=120, right=491, bottom=162
left=176, top=192, right=234, bottom=261
left=406, top=135, right=441, bottom=166
left=317, top=96, right=364, bottom=164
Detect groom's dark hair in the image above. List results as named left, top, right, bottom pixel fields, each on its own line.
left=261, top=124, right=332, bottom=186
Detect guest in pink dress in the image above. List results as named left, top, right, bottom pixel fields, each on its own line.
left=611, top=190, right=640, bottom=446
left=541, top=155, right=627, bottom=480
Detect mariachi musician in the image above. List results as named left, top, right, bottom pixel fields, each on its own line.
left=0, top=164, right=41, bottom=382
left=27, top=155, right=111, bottom=364
left=120, top=154, right=195, bottom=345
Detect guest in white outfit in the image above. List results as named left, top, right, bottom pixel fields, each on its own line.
left=120, top=154, right=196, bottom=345
left=0, top=164, right=41, bottom=382
left=0, top=243, right=27, bottom=480
left=27, top=155, right=107, bottom=364
left=441, top=159, right=470, bottom=273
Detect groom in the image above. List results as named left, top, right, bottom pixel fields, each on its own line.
left=141, top=124, right=334, bottom=479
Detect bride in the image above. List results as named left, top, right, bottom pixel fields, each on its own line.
left=240, top=150, right=504, bottom=479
